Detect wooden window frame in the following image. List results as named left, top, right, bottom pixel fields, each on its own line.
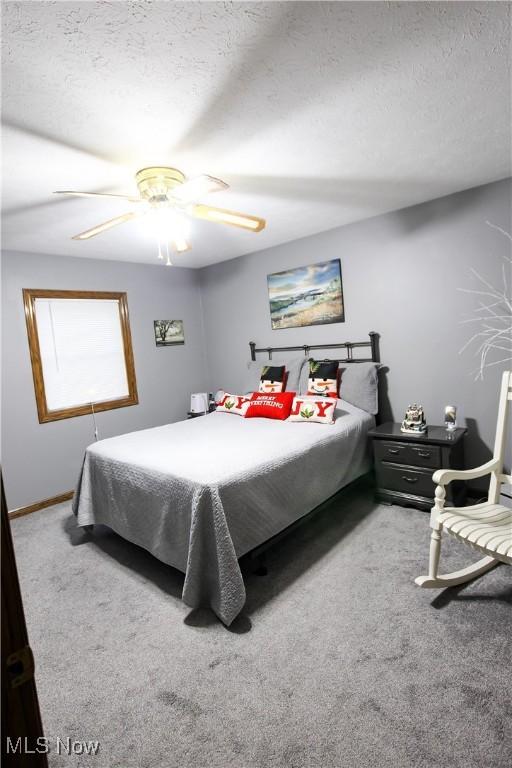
left=23, top=289, right=139, bottom=423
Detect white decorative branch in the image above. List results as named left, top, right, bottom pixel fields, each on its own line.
left=458, top=221, right=512, bottom=380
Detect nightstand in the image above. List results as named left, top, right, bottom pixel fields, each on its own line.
left=368, top=422, right=467, bottom=510
left=187, top=407, right=216, bottom=419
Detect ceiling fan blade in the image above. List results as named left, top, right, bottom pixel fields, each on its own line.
left=172, top=175, right=228, bottom=203
left=55, top=191, right=141, bottom=203
left=174, top=237, right=191, bottom=253
left=71, top=211, right=139, bottom=240
left=190, top=204, right=265, bottom=232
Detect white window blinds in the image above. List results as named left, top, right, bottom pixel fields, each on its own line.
left=34, top=298, right=129, bottom=411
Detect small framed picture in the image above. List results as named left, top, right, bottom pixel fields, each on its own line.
left=154, top=320, right=184, bottom=346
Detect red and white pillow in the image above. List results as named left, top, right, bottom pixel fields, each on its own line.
left=287, top=396, right=337, bottom=424
left=216, top=393, right=252, bottom=417
left=245, top=391, right=296, bottom=420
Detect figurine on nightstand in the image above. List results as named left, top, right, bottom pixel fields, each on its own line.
left=444, top=405, right=457, bottom=431
left=401, top=404, right=427, bottom=434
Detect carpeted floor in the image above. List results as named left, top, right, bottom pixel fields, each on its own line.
left=11, top=485, right=511, bottom=768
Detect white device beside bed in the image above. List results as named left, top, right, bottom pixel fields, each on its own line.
left=190, top=392, right=208, bottom=413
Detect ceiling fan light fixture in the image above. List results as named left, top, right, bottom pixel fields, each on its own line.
left=59, top=165, right=265, bottom=263
left=146, top=207, right=190, bottom=259
left=148, top=207, right=189, bottom=238
left=135, top=166, right=186, bottom=201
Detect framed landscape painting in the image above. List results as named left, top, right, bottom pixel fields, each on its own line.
left=267, top=258, right=345, bottom=330
left=154, top=320, right=185, bottom=346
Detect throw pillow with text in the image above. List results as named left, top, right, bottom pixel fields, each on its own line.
left=216, top=393, right=252, bottom=416
left=287, top=396, right=337, bottom=424
left=244, top=391, right=296, bottom=420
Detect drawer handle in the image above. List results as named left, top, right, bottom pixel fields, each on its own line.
left=417, top=451, right=431, bottom=458
left=387, top=448, right=400, bottom=454
left=402, top=476, right=418, bottom=484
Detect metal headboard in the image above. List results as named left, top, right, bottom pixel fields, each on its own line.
left=249, top=332, right=379, bottom=363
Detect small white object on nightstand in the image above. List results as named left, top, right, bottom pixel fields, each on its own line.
left=190, top=393, right=208, bottom=414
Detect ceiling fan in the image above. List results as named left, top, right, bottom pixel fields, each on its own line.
left=55, top=166, right=266, bottom=264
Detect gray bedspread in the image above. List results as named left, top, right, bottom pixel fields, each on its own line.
left=72, top=401, right=374, bottom=624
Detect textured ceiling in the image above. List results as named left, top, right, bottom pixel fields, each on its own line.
left=2, top=1, right=511, bottom=268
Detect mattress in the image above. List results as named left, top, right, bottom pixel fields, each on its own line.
left=72, top=400, right=374, bottom=624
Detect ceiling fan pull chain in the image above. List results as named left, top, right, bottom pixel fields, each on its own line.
left=157, top=235, right=163, bottom=260
left=165, top=241, right=172, bottom=267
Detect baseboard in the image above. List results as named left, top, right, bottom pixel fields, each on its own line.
left=9, top=491, right=74, bottom=519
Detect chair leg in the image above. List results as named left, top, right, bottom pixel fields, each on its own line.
left=415, top=555, right=500, bottom=588
left=428, top=528, right=442, bottom=581
left=417, top=484, right=445, bottom=587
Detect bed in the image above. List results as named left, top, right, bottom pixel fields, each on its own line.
left=73, top=335, right=379, bottom=625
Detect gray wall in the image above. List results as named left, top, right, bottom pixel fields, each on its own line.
left=1, top=252, right=208, bottom=509
left=200, top=179, right=512, bottom=478
left=2, top=179, right=511, bottom=508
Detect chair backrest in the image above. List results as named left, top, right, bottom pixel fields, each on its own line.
left=489, top=370, right=512, bottom=503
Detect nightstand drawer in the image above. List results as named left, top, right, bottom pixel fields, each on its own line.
left=375, top=462, right=435, bottom=499
left=374, top=440, right=441, bottom=469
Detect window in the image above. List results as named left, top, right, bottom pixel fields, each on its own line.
left=23, top=289, right=138, bottom=423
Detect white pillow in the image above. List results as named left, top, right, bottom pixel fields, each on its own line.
left=216, top=393, right=252, bottom=417
left=287, top=396, right=337, bottom=424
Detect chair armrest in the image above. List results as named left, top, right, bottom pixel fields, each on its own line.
left=433, top=459, right=500, bottom=487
